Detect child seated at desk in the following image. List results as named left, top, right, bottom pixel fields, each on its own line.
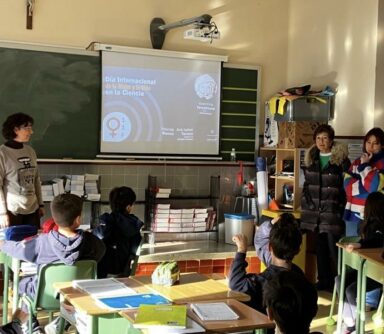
left=253, top=213, right=294, bottom=266
left=336, top=191, right=384, bottom=334
left=229, top=213, right=309, bottom=313
left=93, top=186, right=143, bottom=278
left=0, top=194, right=106, bottom=334
left=263, top=270, right=320, bottom=334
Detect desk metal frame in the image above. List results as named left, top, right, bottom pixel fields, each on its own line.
left=336, top=246, right=366, bottom=334
left=357, top=249, right=384, bottom=334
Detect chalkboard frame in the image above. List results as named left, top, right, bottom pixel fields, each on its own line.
left=0, top=42, right=261, bottom=161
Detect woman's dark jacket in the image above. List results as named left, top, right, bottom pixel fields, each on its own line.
left=93, top=211, right=143, bottom=277
left=300, top=142, right=350, bottom=235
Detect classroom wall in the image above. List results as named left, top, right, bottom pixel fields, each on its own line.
left=287, top=0, right=379, bottom=136
left=38, top=162, right=256, bottom=226
left=374, top=0, right=384, bottom=129
left=0, top=0, right=380, bottom=136
left=0, top=0, right=289, bottom=122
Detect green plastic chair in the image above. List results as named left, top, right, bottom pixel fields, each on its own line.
left=127, top=239, right=144, bottom=277
left=19, top=260, right=97, bottom=334
left=111, top=238, right=144, bottom=278
left=326, top=236, right=360, bottom=326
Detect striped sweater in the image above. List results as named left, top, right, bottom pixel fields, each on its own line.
left=343, top=150, right=384, bottom=224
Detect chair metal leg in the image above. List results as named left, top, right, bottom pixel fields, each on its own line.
left=357, top=260, right=366, bottom=334
left=327, top=242, right=343, bottom=327
left=336, top=255, right=347, bottom=334
left=372, top=289, right=384, bottom=326
left=58, top=317, right=66, bottom=334
left=19, top=295, right=35, bottom=334
left=326, top=283, right=338, bottom=326
left=2, top=263, right=9, bottom=325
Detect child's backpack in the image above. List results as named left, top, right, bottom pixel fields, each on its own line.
left=5, top=225, right=38, bottom=241
left=151, top=261, right=180, bottom=286
left=41, top=218, right=58, bottom=233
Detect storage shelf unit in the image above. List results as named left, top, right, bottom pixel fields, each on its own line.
left=260, top=147, right=306, bottom=211
left=144, top=175, right=220, bottom=242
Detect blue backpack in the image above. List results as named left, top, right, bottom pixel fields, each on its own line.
left=5, top=225, right=38, bottom=241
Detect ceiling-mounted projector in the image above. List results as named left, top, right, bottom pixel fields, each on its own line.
left=184, top=27, right=220, bottom=42
left=150, top=14, right=220, bottom=49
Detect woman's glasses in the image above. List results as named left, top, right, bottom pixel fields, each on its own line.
left=19, top=125, right=33, bottom=131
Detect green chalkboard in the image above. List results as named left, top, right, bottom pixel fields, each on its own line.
left=221, top=64, right=260, bottom=161
left=0, top=46, right=100, bottom=159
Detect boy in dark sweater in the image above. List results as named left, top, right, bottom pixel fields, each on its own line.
left=93, top=186, right=143, bottom=278
left=0, top=193, right=105, bottom=333
left=229, top=213, right=306, bottom=312
left=263, top=271, right=319, bottom=334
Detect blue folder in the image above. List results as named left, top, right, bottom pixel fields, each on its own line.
left=97, top=293, right=171, bottom=310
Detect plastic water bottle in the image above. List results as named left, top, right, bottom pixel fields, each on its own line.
left=230, top=148, right=236, bottom=161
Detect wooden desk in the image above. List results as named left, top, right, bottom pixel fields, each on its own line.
left=355, top=248, right=384, bottom=334
left=120, top=298, right=274, bottom=334
left=54, top=278, right=151, bottom=334
left=54, top=274, right=250, bottom=334
left=132, top=273, right=250, bottom=303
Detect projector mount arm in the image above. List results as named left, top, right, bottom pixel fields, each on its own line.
left=150, top=14, right=213, bottom=49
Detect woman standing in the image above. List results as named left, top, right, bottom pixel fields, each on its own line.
left=0, top=113, right=44, bottom=228
left=343, top=127, right=384, bottom=236
left=343, top=127, right=384, bottom=309
left=301, top=124, right=350, bottom=291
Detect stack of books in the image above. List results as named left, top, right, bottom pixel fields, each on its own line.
left=41, top=177, right=66, bottom=202
left=193, top=208, right=209, bottom=232
left=52, top=178, right=65, bottom=196
left=65, top=175, right=85, bottom=197
left=152, top=206, right=215, bottom=232
left=153, top=204, right=170, bottom=232
left=41, top=182, right=55, bottom=202
left=155, top=188, right=172, bottom=198
left=84, top=174, right=101, bottom=201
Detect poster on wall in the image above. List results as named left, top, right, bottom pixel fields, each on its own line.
left=263, top=103, right=278, bottom=147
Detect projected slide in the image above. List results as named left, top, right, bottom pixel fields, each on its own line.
left=100, top=51, right=221, bottom=156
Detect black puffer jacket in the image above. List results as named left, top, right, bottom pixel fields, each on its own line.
left=300, top=142, right=350, bottom=234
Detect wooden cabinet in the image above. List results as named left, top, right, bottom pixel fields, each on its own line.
left=260, top=147, right=306, bottom=211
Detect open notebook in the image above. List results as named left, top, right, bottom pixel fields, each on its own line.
left=72, top=278, right=170, bottom=310
left=190, top=302, right=239, bottom=321
left=72, top=278, right=136, bottom=298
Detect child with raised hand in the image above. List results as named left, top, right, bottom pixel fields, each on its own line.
left=337, top=191, right=384, bottom=333
left=93, top=186, right=143, bottom=278
left=229, top=213, right=305, bottom=312
left=254, top=213, right=297, bottom=267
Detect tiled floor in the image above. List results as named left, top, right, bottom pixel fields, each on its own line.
left=312, top=290, right=384, bottom=334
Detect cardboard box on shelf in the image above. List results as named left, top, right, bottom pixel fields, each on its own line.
left=278, top=121, right=320, bottom=148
